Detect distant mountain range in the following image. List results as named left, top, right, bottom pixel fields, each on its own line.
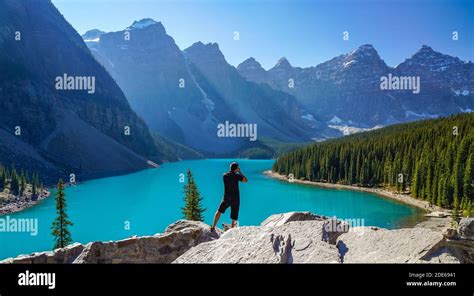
left=1, top=3, right=472, bottom=184
left=238, top=44, right=474, bottom=128
left=0, top=1, right=166, bottom=183
left=84, top=19, right=473, bottom=156
left=83, top=19, right=336, bottom=156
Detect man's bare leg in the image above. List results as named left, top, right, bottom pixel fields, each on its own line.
left=231, top=219, right=238, bottom=228
left=211, top=211, right=221, bottom=230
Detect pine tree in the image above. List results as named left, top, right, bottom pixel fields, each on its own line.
left=51, top=179, right=73, bottom=249
left=451, top=197, right=460, bottom=227
left=10, top=169, right=20, bottom=196
left=463, top=153, right=473, bottom=209
left=31, top=174, right=38, bottom=197
left=19, top=171, right=26, bottom=196
left=182, top=169, right=205, bottom=221
left=0, top=167, right=5, bottom=192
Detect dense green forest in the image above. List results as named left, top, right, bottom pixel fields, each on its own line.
left=273, top=113, right=474, bottom=214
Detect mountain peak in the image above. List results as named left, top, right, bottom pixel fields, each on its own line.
left=238, top=57, right=263, bottom=69
left=237, top=57, right=268, bottom=83
left=82, top=29, right=106, bottom=41
left=187, top=41, right=220, bottom=50
left=184, top=42, right=226, bottom=64
left=351, top=44, right=378, bottom=56
left=127, top=18, right=162, bottom=30
left=419, top=44, right=434, bottom=53
left=274, top=57, right=292, bottom=68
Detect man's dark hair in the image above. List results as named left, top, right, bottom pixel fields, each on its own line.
left=230, top=162, right=239, bottom=172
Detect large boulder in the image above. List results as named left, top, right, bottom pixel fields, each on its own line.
left=419, top=247, right=461, bottom=264
left=261, top=212, right=349, bottom=244
left=174, top=220, right=342, bottom=264
left=336, top=227, right=445, bottom=263
left=458, top=218, right=474, bottom=240
left=74, top=220, right=219, bottom=263
left=260, top=212, right=326, bottom=227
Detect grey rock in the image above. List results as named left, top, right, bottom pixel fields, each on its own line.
left=0, top=243, right=85, bottom=264
left=174, top=220, right=342, bottom=264
left=336, top=227, right=445, bottom=263
left=458, top=218, right=474, bottom=240
left=419, top=247, right=461, bottom=264
left=2, top=212, right=471, bottom=264
left=260, top=211, right=326, bottom=227
left=1, top=220, right=218, bottom=264
left=73, top=220, right=219, bottom=263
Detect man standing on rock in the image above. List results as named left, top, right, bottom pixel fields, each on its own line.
left=210, top=162, right=248, bottom=231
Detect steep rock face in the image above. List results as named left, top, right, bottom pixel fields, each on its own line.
left=395, top=45, right=474, bottom=119
left=87, top=21, right=250, bottom=154
left=184, top=42, right=331, bottom=142
left=86, top=21, right=335, bottom=155
left=0, top=0, right=162, bottom=183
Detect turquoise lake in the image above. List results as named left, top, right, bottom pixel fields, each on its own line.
left=0, top=159, right=425, bottom=259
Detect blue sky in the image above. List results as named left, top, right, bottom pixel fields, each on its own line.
left=52, top=0, right=474, bottom=69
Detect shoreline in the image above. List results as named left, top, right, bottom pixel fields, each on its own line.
left=0, top=189, right=51, bottom=216
left=263, top=170, right=452, bottom=230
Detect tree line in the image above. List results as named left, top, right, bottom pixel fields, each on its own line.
left=273, top=113, right=474, bottom=216
left=0, top=164, right=42, bottom=198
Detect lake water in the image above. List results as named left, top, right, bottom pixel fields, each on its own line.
left=0, top=159, right=425, bottom=260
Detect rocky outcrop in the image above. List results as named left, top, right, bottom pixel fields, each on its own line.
left=0, top=243, right=85, bottom=264
left=174, top=220, right=344, bottom=264
left=2, top=212, right=473, bottom=264
left=1, top=221, right=220, bottom=264
left=260, top=211, right=326, bottom=227
left=458, top=218, right=474, bottom=240
left=335, top=227, right=447, bottom=263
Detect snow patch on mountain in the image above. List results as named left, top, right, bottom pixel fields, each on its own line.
left=85, top=37, right=100, bottom=42
left=184, top=56, right=215, bottom=112
left=327, top=116, right=343, bottom=124
left=128, top=18, right=158, bottom=30
left=328, top=124, right=383, bottom=136
left=453, top=89, right=471, bottom=96
left=301, top=114, right=315, bottom=121
left=405, top=111, right=439, bottom=119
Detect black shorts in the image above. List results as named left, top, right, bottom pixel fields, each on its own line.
left=218, top=198, right=240, bottom=220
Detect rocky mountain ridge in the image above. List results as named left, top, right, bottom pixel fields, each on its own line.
left=83, top=19, right=337, bottom=156
left=0, top=0, right=166, bottom=184
left=238, top=44, right=474, bottom=128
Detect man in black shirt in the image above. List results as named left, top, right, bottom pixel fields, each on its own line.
left=210, top=162, right=248, bottom=231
